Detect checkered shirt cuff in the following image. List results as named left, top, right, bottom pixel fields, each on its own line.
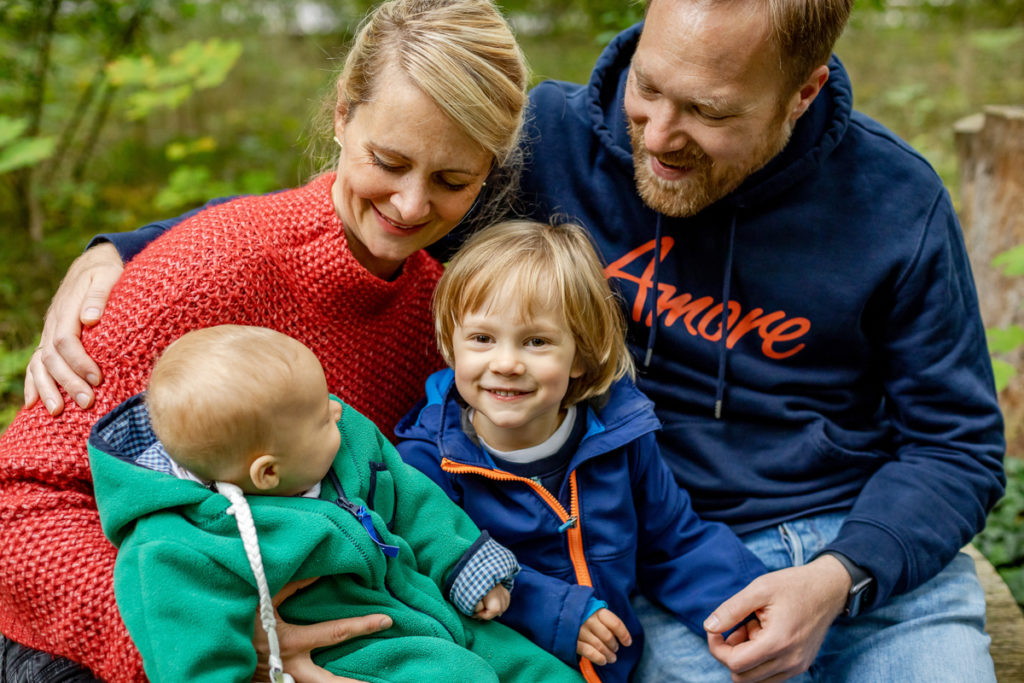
left=448, top=535, right=520, bottom=616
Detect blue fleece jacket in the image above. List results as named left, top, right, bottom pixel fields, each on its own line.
left=98, top=23, right=1005, bottom=615
left=394, top=370, right=768, bottom=683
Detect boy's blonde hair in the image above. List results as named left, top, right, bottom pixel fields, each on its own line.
left=434, top=220, right=635, bottom=406
left=146, top=326, right=310, bottom=479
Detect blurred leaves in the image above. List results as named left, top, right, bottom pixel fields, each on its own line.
left=0, top=342, right=35, bottom=430
left=993, top=244, right=1024, bottom=277
left=969, top=27, right=1024, bottom=53
left=975, top=457, right=1024, bottom=602
left=0, top=116, right=56, bottom=175
left=107, top=38, right=242, bottom=119
left=154, top=164, right=276, bottom=212
left=987, top=249, right=1024, bottom=391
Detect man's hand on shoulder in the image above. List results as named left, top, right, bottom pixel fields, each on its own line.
left=703, top=555, right=851, bottom=682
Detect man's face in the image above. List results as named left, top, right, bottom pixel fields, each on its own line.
left=624, top=0, right=799, bottom=217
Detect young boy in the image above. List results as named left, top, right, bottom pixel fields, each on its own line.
left=88, top=324, right=583, bottom=683
left=395, top=221, right=767, bottom=683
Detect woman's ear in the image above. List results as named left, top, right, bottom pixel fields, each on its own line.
left=335, top=98, right=349, bottom=137
left=249, top=454, right=280, bottom=491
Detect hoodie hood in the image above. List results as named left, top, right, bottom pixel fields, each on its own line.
left=88, top=394, right=217, bottom=547
left=578, top=21, right=854, bottom=410
left=588, top=22, right=853, bottom=210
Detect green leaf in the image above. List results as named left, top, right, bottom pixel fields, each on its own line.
left=106, top=54, right=157, bottom=87
left=1000, top=567, right=1024, bottom=607
left=0, top=136, right=57, bottom=175
left=237, top=169, right=278, bottom=195
left=987, top=325, right=1024, bottom=354
left=0, top=342, right=36, bottom=397
left=992, top=245, right=1024, bottom=277
left=991, top=359, right=1016, bottom=393
left=154, top=165, right=216, bottom=212
left=108, top=39, right=242, bottom=121
left=969, top=28, right=1024, bottom=54
left=0, top=115, right=30, bottom=147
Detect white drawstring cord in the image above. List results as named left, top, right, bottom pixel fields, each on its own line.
left=218, top=482, right=295, bottom=683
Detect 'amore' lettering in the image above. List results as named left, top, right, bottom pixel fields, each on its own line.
left=603, top=237, right=810, bottom=360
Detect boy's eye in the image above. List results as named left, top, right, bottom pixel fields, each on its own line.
left=526, top=338, right=547, bottom=348
left=471, top=334, right=492, bottom=344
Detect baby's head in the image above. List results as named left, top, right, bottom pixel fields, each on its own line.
left=147, top=325, right=342, bottom=496
left=433, top=220, right=634, bottom=449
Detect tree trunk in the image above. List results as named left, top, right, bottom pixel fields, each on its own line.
left=956, top=106, right=1024, bottom=455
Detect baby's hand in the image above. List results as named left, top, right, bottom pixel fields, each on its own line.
left=577, top=608, right=632, bottom=665
left=473, top=584, right=510, bottom=620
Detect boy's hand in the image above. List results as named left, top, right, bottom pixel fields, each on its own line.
left=472, top=584, right=511, bottom=620
left=577, top=608, right=632, bottom=666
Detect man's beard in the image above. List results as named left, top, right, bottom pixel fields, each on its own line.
left=627, top=118, right=793, bottom=218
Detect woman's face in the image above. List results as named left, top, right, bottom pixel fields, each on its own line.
left=332, top=64, right=493, bottom=280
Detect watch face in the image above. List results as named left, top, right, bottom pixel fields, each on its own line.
left=845, top=576, right=875, bottom=617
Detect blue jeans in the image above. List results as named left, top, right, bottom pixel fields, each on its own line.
left=632, top=511, right=995, bottom=682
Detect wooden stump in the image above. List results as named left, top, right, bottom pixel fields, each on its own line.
left=956, top=106, right=1024, bottom=452
left=966, top=545, right=1024, bottom=682
left=956, top=108, right=1024, bottom=679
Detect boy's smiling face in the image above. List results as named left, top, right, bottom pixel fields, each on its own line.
left=451, top=291, right=583, bottom=452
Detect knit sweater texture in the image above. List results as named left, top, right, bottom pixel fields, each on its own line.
left=0, top=173, right=445, bottom=682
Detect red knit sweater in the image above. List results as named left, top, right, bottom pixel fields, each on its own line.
left=0, top=173, right=445, bottom=682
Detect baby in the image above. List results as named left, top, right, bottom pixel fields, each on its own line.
left=89, top=324, right=583, bottom=683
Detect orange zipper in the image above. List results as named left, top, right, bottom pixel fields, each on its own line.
left=440, top=459, right=603, bottom=683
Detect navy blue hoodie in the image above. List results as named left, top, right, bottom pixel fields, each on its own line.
left=517, top=23, right=1005, bottom=611
left=395, top=370, right=767, bottom=683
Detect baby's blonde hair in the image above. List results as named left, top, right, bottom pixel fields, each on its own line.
left=146, top=326, right=311, bottom=479
left=434, top=220, right=635, bottom=406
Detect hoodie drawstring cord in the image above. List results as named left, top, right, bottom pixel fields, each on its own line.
left=218, top=482, right=295, bottom=683
left=714, top=213, right=738, bottom=419
left=644, top=214, right=664, bottom=368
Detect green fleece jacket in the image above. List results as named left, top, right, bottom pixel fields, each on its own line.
left=89, top=394, right=582, bottom=683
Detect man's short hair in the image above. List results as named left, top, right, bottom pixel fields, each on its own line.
left=647, top=0, right=853, bottom=91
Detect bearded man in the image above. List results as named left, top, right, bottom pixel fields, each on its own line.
left=519, top=1, right=1004, bottom=681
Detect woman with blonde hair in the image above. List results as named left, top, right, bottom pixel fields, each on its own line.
left=0, top=1, right=538, bottom=680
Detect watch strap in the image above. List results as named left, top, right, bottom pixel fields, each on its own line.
left=818, top=550, right=875, bottom=617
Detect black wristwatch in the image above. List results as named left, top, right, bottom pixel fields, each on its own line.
left=819, top=550, right=875, bottom=618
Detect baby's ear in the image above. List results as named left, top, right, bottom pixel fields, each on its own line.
left=249, top=454, right=280, bottom=491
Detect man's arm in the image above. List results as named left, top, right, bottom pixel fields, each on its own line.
left=822, top=192, right=1004, bottom=606
left=704, top=192, right=1005, bottom=682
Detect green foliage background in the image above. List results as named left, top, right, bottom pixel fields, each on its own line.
left=1, top=0, right=1023, bottom=605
